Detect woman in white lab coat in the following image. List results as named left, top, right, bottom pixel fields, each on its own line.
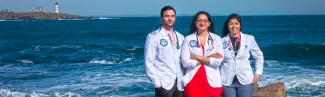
left=181, top=11, right=224, bottom=97
left=221, top=13, right=264, bottom=97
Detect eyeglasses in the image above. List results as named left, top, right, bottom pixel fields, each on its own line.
left=196, top=19, right=209, bottom=23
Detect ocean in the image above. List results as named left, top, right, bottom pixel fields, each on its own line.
left=0, top=15, right=324, bottom=97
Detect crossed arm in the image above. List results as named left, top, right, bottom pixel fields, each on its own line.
left=190, top=53, right=223, bottom=66
left=181, top=37, right=224, bottom=68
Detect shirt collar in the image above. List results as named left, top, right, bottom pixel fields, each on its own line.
left=162, top=26, right=173, bottom=35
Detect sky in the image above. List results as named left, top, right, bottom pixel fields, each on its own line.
left=0, top=0, right=324, bottom=16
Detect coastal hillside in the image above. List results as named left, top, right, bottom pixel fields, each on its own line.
left=0, top=12, right=91, bottom=20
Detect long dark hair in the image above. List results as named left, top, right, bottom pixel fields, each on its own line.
left=222, top=13, right=242, bottom=37
left=190, top=11, right=215, bottom=34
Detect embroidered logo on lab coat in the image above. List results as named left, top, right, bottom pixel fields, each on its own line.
left=223, top=41, right=228, bottom=49
left=160, top=39, right=168, bottom=47
left=189, top=40, right=197, bottom=47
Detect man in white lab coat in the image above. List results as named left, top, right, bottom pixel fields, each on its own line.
left=144, top=6, right=184, bottom=97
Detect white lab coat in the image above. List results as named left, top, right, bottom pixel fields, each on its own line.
left=221, top=32, right=264, bottom=86
left=181, top=32, right=224, bottom=88
left=144, top=28, right=185, bottom=91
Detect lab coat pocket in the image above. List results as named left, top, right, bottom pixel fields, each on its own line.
left=157, top=45, right=169, bottom=60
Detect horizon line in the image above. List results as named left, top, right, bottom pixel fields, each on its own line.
left=85, top=14, right=325, bottom=17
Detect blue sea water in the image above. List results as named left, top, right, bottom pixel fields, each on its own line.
left=0, top=15, right=324, bottom=97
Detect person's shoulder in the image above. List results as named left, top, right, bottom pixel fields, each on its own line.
left=146, top=30, right=161, bottom=41
left=147, top=29, right=162, bottom=38
left=184, top=33, right=196, bottom=40
left=210, top=32, right=221, bottom=39
left=220, top=34, right=229, bottom=43
left=149, top=29, right=160, bottom=35
left=242, top=33, right=255, bottom=39
left=220, top=33, right=227, bottom=39
left=175, top=31, right=184, bottom=39
left=221, top=36, right=227, bottom=40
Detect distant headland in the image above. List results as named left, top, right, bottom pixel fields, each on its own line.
left=0, top=12, right=91, bottom=20
left=0, top=2, right=92, bottom=20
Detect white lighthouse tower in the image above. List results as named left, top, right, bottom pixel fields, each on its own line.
left=54, top=2, right=59, bottom=13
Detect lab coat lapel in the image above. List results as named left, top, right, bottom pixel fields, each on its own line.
left=223, top=34, right=236, bottom=59
left=235, top=32, right=247, bottom=59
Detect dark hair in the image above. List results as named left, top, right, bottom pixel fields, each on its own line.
left=160, top=6, right=176, bottom=17
left=222, top=13, right=242, bottom=37
left=190, top=11, right=215, bottom=34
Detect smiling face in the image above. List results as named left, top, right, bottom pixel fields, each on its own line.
left=195, top=14, right=211, bottom=32
left=228, top=18, right=241, bottom=35
left=161, top=9, right=176, bottom=27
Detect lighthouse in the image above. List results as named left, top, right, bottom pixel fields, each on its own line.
left=54, top=2, right=59, bottom=13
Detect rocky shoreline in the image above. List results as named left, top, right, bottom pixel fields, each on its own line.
left=0, top=12, right=92, bottom=20
left=253, top=82, right=286, bottom=97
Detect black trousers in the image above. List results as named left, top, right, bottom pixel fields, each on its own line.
left=155, top=80, right=183, bottom=97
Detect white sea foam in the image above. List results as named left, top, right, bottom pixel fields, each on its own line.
left=57, top=18, right=84, bottom=20
left=260, top=60, right=325, bottom=96
left=51, top=45, right=82, bottom=49
left=96, top=87, right=120, bottom=95
left=0, top=20, right=24, bottom=21
left=118, top=58, right=133, bottom=64
left=97, top=17, right=120, bottom=20
left=89, top=59, right=116, bottom=64
left=0, top=88, right=80, bottom=97
left=33, top=45, right=82, bottom=50
left=124, top=58, right=133, bottom=62
left=25, top=45, right=82, bottom=52
left=42, top=70, right=149, bottom=95
left=54, top=92, right=81, bottom=97
left=17, top=60, right=34, bottom=64
left=264, top=60, right=281, bottom=67
left=79, top=50, right=104, bottom=54
left=311, top=81, right=325, bottom=86
left=111, top=54, right=120, bottom=56
left=287, top=66, right=301, bottom=69
left=89, top=57, right=133, bottom=65
left=0, top=88, right=28, bottom=97
left=127, top=46, right=141, bottom=51
left=0, top=64, right=13, bottom=70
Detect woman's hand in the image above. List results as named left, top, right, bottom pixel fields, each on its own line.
left=252, top=74, right=261, bottom=84
left=191, top=54, right=211, bottom=65
left=208, top=52, right=223, bottom=58
left=196, top=61, right=202, bottom=67
left=190, top=54, right=198, bottom=60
